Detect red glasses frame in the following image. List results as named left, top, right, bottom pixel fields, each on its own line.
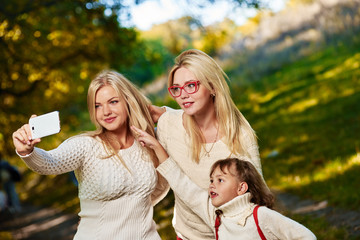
left=168, top=81, right=201, bottom=98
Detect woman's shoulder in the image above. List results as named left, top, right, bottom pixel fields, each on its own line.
left=63, top=134, right=101, bottom=147
left=158, top=108, right=183, bottom=124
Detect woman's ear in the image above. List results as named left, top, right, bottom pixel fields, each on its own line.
left=209, top=83, right=216, bottom=95
left=237, top=182, right=248, bottom=195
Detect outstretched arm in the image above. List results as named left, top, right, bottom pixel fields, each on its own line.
left=156, top=158, right=213, bottom=227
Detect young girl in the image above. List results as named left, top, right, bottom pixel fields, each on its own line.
left=12, top=70, right=168, bottom=240
left=132, top=126, right=316, bottom=240
left=150, top=49, right=264, bottom=239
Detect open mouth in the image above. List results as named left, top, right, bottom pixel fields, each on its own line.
left=210, top=191, right=218, bottom=198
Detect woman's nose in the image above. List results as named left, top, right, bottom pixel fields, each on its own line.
left=180, top=89, right=189, bottom=99
left=103, top=104, right=111, bottom=115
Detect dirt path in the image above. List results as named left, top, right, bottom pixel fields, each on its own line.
left=1, top=192, right=359, bottom=239
left=274, top=190, right=360, bottom=237
left=0, top=204, right=78, bottom=240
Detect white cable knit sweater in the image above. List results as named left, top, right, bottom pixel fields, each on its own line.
left=19, top=135, right=167, bottom=240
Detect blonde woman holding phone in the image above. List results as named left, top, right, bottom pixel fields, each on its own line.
left=12, top=70, right=168, bottom=240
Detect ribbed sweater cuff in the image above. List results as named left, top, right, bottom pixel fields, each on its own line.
left=17, top=147, right=49, bottom=171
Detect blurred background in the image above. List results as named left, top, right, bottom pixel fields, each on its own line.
left=0, top=0, right=359, bottom=239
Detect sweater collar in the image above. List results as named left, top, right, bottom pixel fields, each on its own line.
left=215, top=192, right=255, bottom=226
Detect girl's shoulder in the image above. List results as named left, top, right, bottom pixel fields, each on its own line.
left=256, top=205, right=289, bottom=222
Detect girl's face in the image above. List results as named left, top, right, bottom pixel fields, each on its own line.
left=172, top=67, right=214, bottom=117
left=95, top=85, right=128, bottom=132
left=209, top=166, right=242, bottom=207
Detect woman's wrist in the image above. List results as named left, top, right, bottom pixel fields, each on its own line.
left=16, top=148, right=33, bottom=157
left=153, top=144, right=169, bottom=163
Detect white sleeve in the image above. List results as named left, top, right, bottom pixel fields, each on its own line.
left=157, top=157, right=214, bottom=227
left=18, top=136, right=88, bottom=175
left=259, top=207, right=317, bottom=240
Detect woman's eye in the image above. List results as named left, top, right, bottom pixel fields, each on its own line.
left=187, top=83, right=195, bottom=88
left=110, top=100, right=118, bottom=104
left=95, top=105, right=100, bottom=108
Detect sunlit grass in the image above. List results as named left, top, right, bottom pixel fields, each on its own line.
left=274, top=153, right=360, bottom=190
left=228, top=37, right=360, bottom=238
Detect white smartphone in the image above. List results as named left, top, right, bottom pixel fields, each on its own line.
left=29, top=111, right=61, bottom=140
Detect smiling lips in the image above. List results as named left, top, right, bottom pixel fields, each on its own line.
left=183, top=102, right=194, bottom=108
left=104, top=117, right=116, bottom=123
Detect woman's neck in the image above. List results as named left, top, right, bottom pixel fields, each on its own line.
left=105, top=128, right=134, bottom=150
left=192, top=110, right=219, bottom=143
left=192, top=104, right=216, bottom=128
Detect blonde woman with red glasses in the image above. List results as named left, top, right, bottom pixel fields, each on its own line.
left=151, top=49, right=265, bottom=240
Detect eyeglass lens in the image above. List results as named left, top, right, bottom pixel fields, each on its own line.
left=169, top=82, right=199, bottom=97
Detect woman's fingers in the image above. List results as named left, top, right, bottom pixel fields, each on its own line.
left=131, top=126, right=156, bottom=147
left=131, top=126, right=146, bottom=146
left=131, top=126, right=143, bottom=137
left=12, top=115, right=40, bottom=156
left=15, top=125, right=31, bottom=144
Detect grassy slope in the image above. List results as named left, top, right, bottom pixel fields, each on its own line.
left=229, top=38, right=360, bottom=238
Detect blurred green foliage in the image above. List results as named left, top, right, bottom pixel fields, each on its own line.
left=1, top=0, right=360, bottom=239
left=0, top=0, right=142, bottom=156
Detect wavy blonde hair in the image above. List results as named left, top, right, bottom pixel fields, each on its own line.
left=168, top=49, right=257, bottom=163
left=86, top=70, right=158, bottom=170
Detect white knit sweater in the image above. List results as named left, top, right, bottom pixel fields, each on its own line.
left=157, top=109, right=263, bottom=240
left=19, top=135, right=167, bottom=240
left=158, top=158, right=317, bottom=240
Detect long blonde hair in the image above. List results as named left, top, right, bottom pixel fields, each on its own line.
left=86, top=70, right=158, bottom=170
left=168, top=49, right=257, bottom=163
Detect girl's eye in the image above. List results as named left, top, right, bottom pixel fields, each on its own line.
left=218, top=179, right=224, bottom=183
left=95, top=105, right=100, bottom=108
left=210, top=179, right=213, bottom=183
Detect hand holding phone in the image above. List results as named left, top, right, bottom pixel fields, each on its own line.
left=29, top=111, right=61, bottom=140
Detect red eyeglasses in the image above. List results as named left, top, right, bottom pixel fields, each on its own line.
left=168, top=81, right=201, bottom=98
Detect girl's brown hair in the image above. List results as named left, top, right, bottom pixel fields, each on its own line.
left=210, top=158, right=274, bottom=209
